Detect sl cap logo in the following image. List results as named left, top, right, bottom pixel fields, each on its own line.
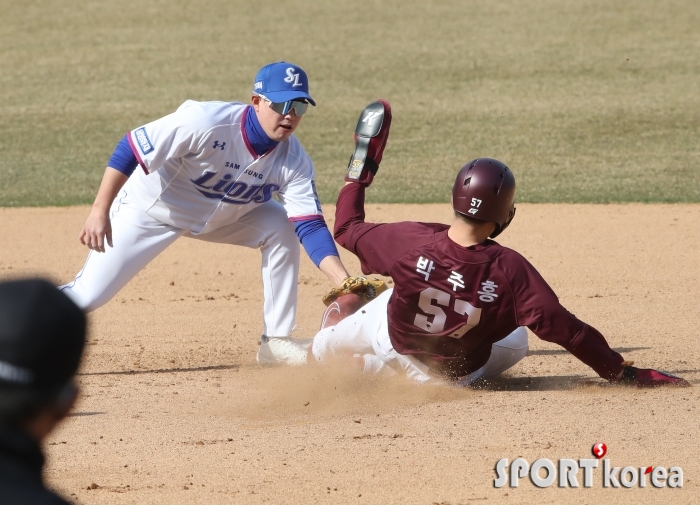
left=284, top=67, right=303, bottom=87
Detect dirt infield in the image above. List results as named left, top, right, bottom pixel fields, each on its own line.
left=1, top=203, right=698, bottom=504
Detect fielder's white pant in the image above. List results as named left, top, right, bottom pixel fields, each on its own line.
left=60, top=189, right=300, bottom=337
left=311, top=289, right=529, bottom=385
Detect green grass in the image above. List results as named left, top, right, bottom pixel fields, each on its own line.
left=1, top=0, right=699, bottom=206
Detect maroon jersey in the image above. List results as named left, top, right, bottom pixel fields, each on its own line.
left=335, top=184, right=623, bottom=380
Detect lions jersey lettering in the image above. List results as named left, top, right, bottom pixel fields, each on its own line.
left=191, top=171, right=279, bottom=205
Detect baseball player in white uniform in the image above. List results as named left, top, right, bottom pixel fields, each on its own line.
left=60, top=62, right=353, bottom=365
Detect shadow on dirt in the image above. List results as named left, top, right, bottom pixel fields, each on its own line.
left=77, top=364, right=239, bottom=376
left=469, top=375, right=596, bottom=391
left=528, top=346, right=650, bottom=356
left=672, top=369, right=700, bottom=374
left=472, top=369, right=698, bottom=391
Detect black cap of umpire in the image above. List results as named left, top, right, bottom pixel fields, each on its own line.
left=0, top=279, right=86, bottom=424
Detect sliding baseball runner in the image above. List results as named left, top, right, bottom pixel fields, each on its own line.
left=313, top=100, right=689, bottom=388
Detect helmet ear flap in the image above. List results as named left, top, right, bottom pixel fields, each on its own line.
left=489, top=206, right=516, bottom=238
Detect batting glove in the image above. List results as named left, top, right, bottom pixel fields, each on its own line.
left=345, top=100, right=392, bottom=186
left=617, top=364, right=690, bottom=388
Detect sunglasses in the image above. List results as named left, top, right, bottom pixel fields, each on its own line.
left=258, top=95, right=309, bottom=116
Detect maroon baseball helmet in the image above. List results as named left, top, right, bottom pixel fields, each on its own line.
left=452, top=158, right=516, bottom=238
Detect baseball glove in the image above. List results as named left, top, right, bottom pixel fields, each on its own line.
left=322, top=276, right=389, bottom=307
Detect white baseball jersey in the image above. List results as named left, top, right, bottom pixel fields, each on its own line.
left=126, top=100, right=322, bottom=235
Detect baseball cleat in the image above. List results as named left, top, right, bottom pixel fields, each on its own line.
left=345, top=99, right=392, bottom=186
left=257, top=335, right=311, bottom=366
left=619, top=366, right=691, bottom=387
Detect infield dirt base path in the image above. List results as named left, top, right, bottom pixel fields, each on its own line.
left=1, top=203, right=699, bottom=504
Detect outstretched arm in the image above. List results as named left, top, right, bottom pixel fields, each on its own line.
left=289, top=100, right=394, bottom=287
left=504, top=252, right=689, bottom=386
left=334, top=183, right=444, bottom=276
left=334, top=100, right=446, bottom=276
left=291, top=217, right=349, bottom=285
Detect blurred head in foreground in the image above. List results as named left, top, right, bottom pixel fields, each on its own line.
left=0, top=278, right=86, bottom=439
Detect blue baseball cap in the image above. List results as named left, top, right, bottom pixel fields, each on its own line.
left=253, top=61, right=316, bottom=106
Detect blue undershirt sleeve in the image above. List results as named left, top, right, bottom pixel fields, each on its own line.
left=294, top=218, right=339, bottom=267
left=107, top=135, right=138, bottom=176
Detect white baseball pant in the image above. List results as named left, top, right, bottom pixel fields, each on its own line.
left=311, top=289, right=529, bottom=385
left=60, top=188, right=300, bottom=337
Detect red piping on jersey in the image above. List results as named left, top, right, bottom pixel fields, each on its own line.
left=288, top=214, right=324, bottom=222
left=126, top=132, right=149, bottom=175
